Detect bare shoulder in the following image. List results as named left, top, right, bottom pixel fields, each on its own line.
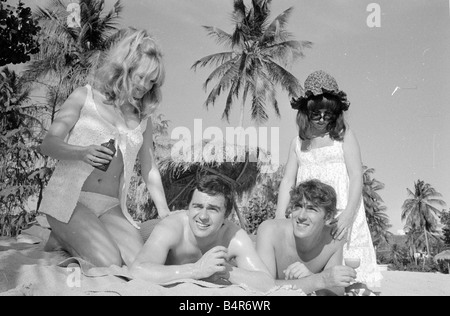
left=257, top=219, right=289, bottom=237
left=160, top=211, right=186, bottom=229
left=327, top=234, right=346, bottom=252
left=290, top=135, right=299, bottom=150
left=223, top=221, right=244, bottom=243
left=150, top=211, right=186, bottom=242
left=66, top=86, right=89, bottom=106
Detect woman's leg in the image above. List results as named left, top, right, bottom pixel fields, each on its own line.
left=46, top=203, right=123, bottom=267
left=99, top=206, right=144, bottom=267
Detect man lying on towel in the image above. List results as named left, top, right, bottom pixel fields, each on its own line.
left=130, top=175, right=275, bottom=292
left=256, top=179, right=357, bottom=296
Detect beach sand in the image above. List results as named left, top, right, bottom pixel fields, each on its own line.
left=1, top=233, right=449, bottom=296
left=380, top=271, right=450, bottom=296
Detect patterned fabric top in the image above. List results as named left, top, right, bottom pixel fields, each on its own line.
left=294, top=136, right=348, bottom=211
left=39, top=85, right=148, bottom=229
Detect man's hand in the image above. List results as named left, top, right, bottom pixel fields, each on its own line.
left=193, top=246, right=228, bottom=279
left=319, top=265, right=356, bottom=289
left=201, top=261, right=233, bottom=285
left=283, top=262, right=313, bottom=280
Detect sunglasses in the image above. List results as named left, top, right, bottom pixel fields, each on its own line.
left=308, top=110, right=335, bottom=122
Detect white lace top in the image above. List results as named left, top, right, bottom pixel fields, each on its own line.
left=295, top=136, right=348, bottom=211
left=39, top=85, right=148, bottom=229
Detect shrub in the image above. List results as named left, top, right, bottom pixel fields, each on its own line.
left=243, top=167, right=284, bottom=234
left=0, top=210, right=37, bottom=237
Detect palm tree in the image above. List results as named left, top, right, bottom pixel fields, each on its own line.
left=441, top=210, right=450, bottom=246
left=389, top=243, right=407, bottom=266
left=24, top=0, right=123, bottom=122
left=192, top=0, right=312, bottom=126
left=401, top=180, right=447, bottom=257
left=362, top=166, right=392, bottom=248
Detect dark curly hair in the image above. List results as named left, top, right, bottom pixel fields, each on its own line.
left=187, top=175, right=234, bottom=218
left=294, top=94, right=347, bottom=141
left=289, top=179, right=338, bottom=220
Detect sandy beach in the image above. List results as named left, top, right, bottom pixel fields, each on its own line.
left=1, top=235, right=449, bottom=296
left=380, top=271, right=450, bottom=296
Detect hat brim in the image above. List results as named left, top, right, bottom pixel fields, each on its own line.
left=291, top=88, right=350, bottom=111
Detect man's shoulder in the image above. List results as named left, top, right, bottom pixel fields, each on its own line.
left=155, top=211, right=187, bottom=234
left=322, top=231, right=345, bottom=254
left=258, top=218, right=290, bottom=234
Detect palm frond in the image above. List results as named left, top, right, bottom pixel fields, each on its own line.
left=201, top=57, right=239, bottom=91
left=261, top=7, right=294, bottom=42
left=222, top=79, right=240, bottom=122
left=232, top=0, right=247, bottom=25
left=191, top=52, right=235, bottom=71
left=264, top=60, right=301, bottom=97
left=264, top=40, right=312, bottom=64
left=204, top=62, right=240, bottom=108
left=202, top=26, right=233, bottom=48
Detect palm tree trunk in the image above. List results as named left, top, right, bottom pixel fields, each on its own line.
left=239, top=99, right=245, bottom=128
left=424, top=227, right=431, bottom=256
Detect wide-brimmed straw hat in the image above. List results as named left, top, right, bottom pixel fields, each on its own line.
left=291, top=70, right=350, bottom=111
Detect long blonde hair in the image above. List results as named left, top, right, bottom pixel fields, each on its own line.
left=94, top=28, right=165, bottom=119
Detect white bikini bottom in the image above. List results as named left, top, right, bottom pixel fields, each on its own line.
left=78, top=191, right=120, bottom=218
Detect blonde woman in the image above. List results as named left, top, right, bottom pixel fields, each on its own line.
left=39, top=28, right=170, bottom=267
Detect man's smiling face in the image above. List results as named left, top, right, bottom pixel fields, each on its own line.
left=188, top=190, right=227, bottom=238
left=291, top=198, right=328, bottom=239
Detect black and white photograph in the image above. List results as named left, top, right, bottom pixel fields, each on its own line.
left=1, top=0, right=449, bottom=299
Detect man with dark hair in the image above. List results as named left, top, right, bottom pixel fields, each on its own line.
left=256, top=179, right=357, bottom=296
left=131, top=175, right=274, bottom=291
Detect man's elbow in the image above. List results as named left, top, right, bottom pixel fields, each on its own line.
left=129, top=261, right=146, bottom=280
left=254, top=271, right=276, bottom=292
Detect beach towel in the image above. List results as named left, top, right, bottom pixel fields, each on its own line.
left=0, top=227, right=305, bottom=296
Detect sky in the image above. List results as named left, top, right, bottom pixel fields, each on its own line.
left=12, top=0, right=450, bottom=234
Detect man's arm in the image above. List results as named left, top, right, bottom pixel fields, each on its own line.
left=130, top=218, right=195, bottom=283
left=130, top=217, right=228, bottom=284
left=226, top=229, right=276, bottom=292
left=255, top=220, right=278, bottom=278
left=275, top=240, right=355, bottom=296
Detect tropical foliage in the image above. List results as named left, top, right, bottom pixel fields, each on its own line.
left=401, top=180, right=447, bottom=256
left=0, top=67, right=48, bottom=236
left=243, top=166, right=284, bottom=234
left=362, top=166, right=392, bottom=248
left=24, top=0, right=123, bottom=122
left=441, top=210, right=450, bottom=246
left=192, top=0, right=312, bottom=126
left=0, top=0, right=41, bottom=66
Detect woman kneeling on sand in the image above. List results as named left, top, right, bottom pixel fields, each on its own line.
left=39, top=28, right=170, bottom=267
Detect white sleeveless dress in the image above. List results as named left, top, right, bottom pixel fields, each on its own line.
left=294, top=136, right=382, bottom=289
